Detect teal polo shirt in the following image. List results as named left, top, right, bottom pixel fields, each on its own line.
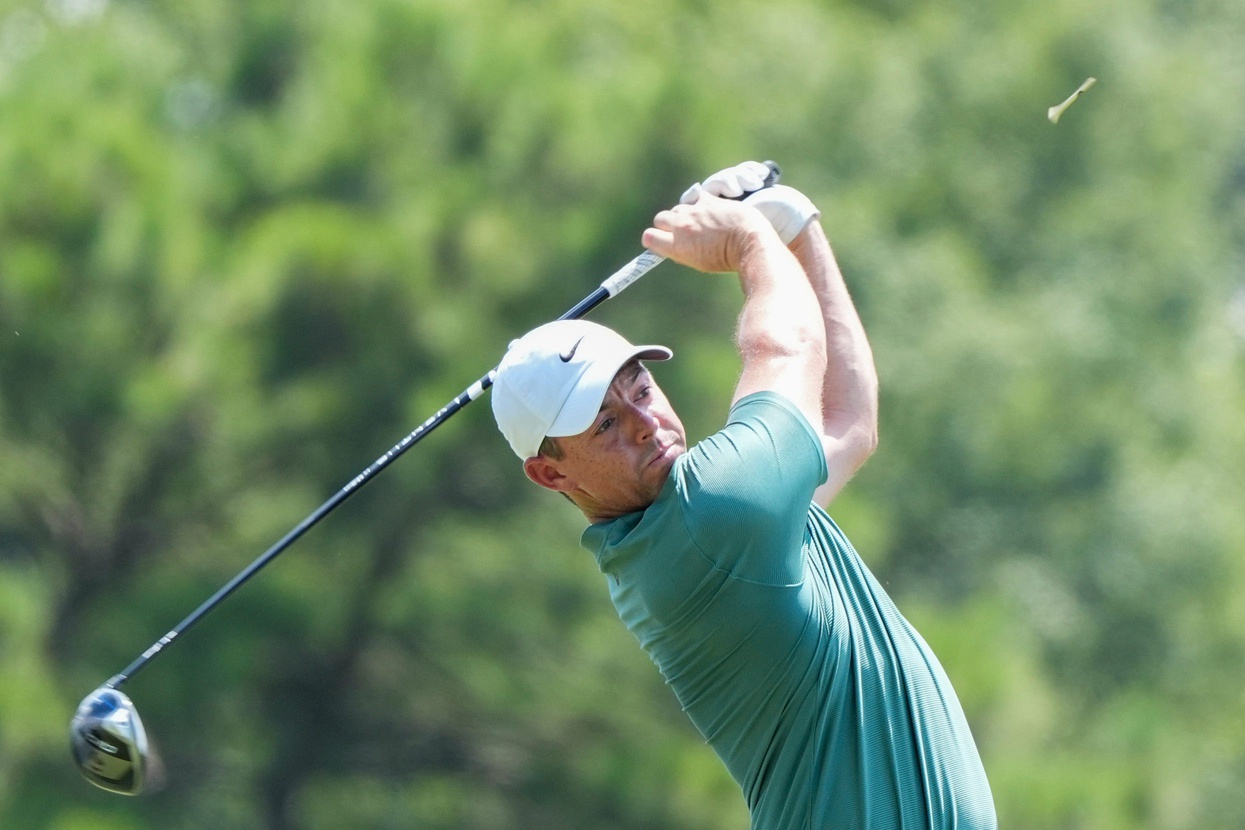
left=581, top=392, right=995, bottom=830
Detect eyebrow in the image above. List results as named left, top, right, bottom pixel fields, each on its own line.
left=597, top=361, right=647, bottom=413
left=622, top=360, right=645, bottom=384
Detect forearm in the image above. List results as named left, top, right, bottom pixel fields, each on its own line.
left=649, top=163, right=876, bottom=505
left=788, top=222, right=878, bottom=457
left=639, top=192, right=828, bottom=428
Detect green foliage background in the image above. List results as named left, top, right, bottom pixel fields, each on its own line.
left=1, top=0, right=1243, bottom=827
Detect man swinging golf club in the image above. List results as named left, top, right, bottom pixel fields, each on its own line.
left=492, top=162, right=997, bottom=829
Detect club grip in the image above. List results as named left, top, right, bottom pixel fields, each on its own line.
left=743, top=160, right=781, bottom=197
left=718, top=160, right=782, bottom=201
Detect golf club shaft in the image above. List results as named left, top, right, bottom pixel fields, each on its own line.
left=104, top=250, right=665, bottom=688
left=104, top=162, right=779, bottom=690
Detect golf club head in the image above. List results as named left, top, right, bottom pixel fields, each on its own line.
left=70, top=687, right=150, bottom=795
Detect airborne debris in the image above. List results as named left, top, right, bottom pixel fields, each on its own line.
left=1048, top=77, right=1097, bottom=123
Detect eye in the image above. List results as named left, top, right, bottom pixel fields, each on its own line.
left=636, top=385, right=651, bottom=400
left=595, top=417, right=615, bottom=435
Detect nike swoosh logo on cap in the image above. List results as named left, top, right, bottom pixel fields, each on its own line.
left=559, top=336, right=585, bottom=363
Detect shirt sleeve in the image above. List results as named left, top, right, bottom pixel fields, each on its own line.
left=675, top=391, right=829, bottom=586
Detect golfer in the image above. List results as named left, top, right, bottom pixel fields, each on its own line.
left=492, top=163, right=996, bottom=829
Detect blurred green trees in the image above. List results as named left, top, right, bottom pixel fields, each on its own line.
left=1, top=0, right=1242, bottom=827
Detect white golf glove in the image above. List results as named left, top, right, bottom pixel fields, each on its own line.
left=680, top=160, right=772, bottom=201
left=680, top=161, right=820, bottom=245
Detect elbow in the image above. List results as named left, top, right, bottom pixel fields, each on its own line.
left=860, top=420, right=879, bottom=458
left=852, top=423, right=879, bottom=470
left=862, top=390, right=879, bottom=457
left=862, top=401, right=880, bottom=462
left=837, top=381, right=879, bottom=466
left=859, top=376, right=880, bottom=459
left=835, top=407, right=878, bottom=472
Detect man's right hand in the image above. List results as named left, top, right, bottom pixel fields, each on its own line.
left=641, top=193, right=781, bottom=275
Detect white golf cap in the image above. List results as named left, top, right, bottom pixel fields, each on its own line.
left=491, top=320, right=672, bottom=459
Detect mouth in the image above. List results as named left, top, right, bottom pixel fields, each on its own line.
left=646, top=442, right=679, bottom=470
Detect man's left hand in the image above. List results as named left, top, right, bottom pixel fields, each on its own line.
left=683, top=162, right=820, bottom=245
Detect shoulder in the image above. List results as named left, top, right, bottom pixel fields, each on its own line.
left=692, top=391, right=827, bottom=485
left=729, top=390, right=824, bottom=437
left=673, top=392, right=825, bottom=535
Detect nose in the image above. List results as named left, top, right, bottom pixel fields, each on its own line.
left=622, top=401, right=659, bottom=443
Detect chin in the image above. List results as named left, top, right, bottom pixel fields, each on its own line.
left=646, top=446, right=681, bottom=480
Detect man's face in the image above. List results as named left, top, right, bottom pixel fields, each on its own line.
left=525, top=361, right=686, bottom=521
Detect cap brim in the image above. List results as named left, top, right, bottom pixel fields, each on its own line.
left=545, top=346, right=671, bottom=439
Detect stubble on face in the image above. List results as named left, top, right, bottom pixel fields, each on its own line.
left=553, top=362, right=686, bottom=522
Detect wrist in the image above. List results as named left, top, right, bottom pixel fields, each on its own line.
left=787, top=219, right=826, bottom=258
left=733, top=222, right=791, bottom=280
left=744, top=184, right=819, bottom=245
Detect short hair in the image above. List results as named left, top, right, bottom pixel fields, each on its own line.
left=536, top=435, right=572, bottom=504
left=538, top=435, right=564, bottom=460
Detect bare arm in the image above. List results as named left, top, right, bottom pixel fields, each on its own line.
left=788, top=221, right=879, bottom=508
left=642, top=195, right=826, bottom=432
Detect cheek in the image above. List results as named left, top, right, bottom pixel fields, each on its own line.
left=653, top=391, right=678, bottom=418
left=657, top=401, right=683, bottom=432
left=589, top=440, right=640, bottom=480
left=564, top=443, right=628, bottom=478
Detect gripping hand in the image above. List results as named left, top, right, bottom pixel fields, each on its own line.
left=681, top=161, right=819, bottom=245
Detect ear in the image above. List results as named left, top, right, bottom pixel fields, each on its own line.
left=523, top=455, right=575, bottom=493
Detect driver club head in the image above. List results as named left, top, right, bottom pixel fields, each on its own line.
left=70, top=687, right=151, bottom=795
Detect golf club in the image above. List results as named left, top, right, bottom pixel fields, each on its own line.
left=69, top=161, right=780, bottom=794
